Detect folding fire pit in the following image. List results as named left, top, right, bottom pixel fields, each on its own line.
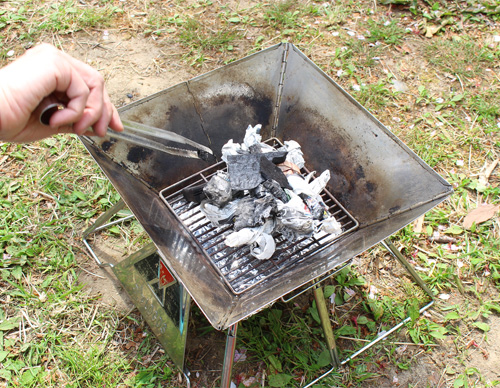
left=81, top=43, right=452, bottom=387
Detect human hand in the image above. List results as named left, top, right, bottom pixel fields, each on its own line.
left=0, top=43, right=123, bottom=143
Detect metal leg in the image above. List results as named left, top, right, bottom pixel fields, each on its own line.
left=382, top=239, right=434, bottom=298
left=82, top=199, right=136, bottom=268
left=313, top=284, right=340, bottom=367
left=220, top=323, right=238, bottom=388
left=82, top=198, right=127, bottom=238
left=302, top=238, right=436, bottom=387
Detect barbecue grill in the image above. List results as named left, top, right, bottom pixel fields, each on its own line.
left=81, top=43, right=452, bottom=387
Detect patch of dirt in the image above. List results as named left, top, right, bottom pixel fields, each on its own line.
left=76, top=236, right=135, bottom=313
left=65, top=32, right=195, bottom=108
left=465, top=315, right=500, bottom=385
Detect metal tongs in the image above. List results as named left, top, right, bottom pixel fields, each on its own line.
left=107, top=120, right=215, bottom=162
left=38, top=98, right=215, bottom=162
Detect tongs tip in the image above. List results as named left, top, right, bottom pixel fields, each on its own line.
left=197, top=150, right=217, bottom=163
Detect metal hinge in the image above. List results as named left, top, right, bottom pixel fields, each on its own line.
left=272, top=43, right=290, bottom=137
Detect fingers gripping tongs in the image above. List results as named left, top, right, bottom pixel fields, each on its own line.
left=106, top=120, right=215, bottom=162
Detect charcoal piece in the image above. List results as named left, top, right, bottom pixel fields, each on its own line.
left=227, top=154, right=263, bottom=190
left=260, top=156, right=291, bottom=189
left=233, top=194, right=277, bottom=231
left=182, top=183, right=207, bottom=204
left=248, top=143, right=262, bottom=154
left=203, top=172, right=232, bottom=206
left=250, top=184, right=268, bottom=199
left=277, top=206, right=315, bottom=235
left=263, top=180, right=289, bottom=203
left=261, top=151, right=288, bottom=164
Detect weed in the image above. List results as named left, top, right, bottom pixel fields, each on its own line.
left=179, top=18, right=240, bottom=51
left=365, top=18, right=407, bottom=45
left=352, top=81, right=397, bottom=113
left=423, top=38, right=498, bottom=81
left=0, top=1, right=122, bottom=44
left=263, top=0, right=301, bottom=30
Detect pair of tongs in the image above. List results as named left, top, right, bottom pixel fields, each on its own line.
left=107, top=120, right=215, bottom=162
left=38, top=98, right=215, bottom=162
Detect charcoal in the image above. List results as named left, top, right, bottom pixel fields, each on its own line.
left=227, top=154, right=263, bottom=190
left=248, top=143, right=262, bottom=154
left=300, top=193, right=329, bottom=220
left=233, top=194, right=277, bottom=231
left=182, top=183, right=207, bottom=204
left=261, top=151, right=288, bottom=164
left=250, top=184, right=268, bottom=199
left=259, top=156, right=291, bottom=189
left=262, top=180, right=289, bottom=203
left=203, top=172, right=232, bottom=206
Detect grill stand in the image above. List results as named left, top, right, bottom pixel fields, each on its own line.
left=82, top=201, right=435, bottom=388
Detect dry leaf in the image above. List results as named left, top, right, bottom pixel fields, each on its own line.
left=425, top=24, right=441, bottom=38
left=413, top=215, right=425, bottom=234
left=463, top=204, right=500, bottom=229
left=479, top=159, right=499, bottom=187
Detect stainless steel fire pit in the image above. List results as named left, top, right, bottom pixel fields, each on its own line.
left=81, top=43, right=452, bottom=387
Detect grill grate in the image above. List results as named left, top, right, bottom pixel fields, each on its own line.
left=159, top=140, right=359, bottom=295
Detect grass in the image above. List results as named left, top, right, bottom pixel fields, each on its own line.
left=1, top=0, right=500, bottom=387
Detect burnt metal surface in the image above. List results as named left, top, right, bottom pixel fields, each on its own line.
left=88, top=45, right=284, bottom=191
left=81, top=43, right=453, bottom=330
left=276, top=45, right=452, bottom=226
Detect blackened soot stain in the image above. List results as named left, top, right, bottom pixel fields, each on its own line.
left=389, top=205, right=401, bottom=214
left=355, top=165, right=365, bottom=179
left=127, top=146, right=153, bottom=163
left=101, top=140, right=115, bottom=152
left=366, top=181, right=376, bottom=193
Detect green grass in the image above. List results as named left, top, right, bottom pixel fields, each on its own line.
left=423, top=38, right=499, bottom=80
left=1, top=0, right=500, bottom=387
left=0, top=0, right=122, bottom=50
left=0, top=137, right=162, bottom=387
left=365, top=18, right=407, bottom=46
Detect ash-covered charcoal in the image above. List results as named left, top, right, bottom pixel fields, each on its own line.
left=227, top=154, right=263, bottom=190
left=284, top=140, right=305, bottom=169
left=190, top=124, right=344, bottom=260
left=225, top=221, right=275, bottom=260
left=203, top=171, right=232, bottom=206
left=233, top=194, right=277, bottom=231
left=321, top=216, right=342, bottom=236
left=249, top=233, right=275, bottom=260
left=261, top=151, right=288, bottom=164
left=200, top=199, right=240, bottom=226
left=262, top=180, right=289, bottom=203
left=276, top=192, right=315, bottom=238
left=301, top=194, right=329, bottom=220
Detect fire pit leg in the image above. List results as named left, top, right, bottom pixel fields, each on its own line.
left=313, top=284, right=340, bottom=367
left=82, top=198, right=135, bottom=268
left=382, top=239, right=434, bottom=298
left=220, top=323, right=238, bottom=388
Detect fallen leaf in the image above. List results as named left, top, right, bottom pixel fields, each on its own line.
left=479, top=159, right=499, bottom=187
left=425, top=24, right=441, bottom=38
left=463, top=204, right=499, bottom=229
